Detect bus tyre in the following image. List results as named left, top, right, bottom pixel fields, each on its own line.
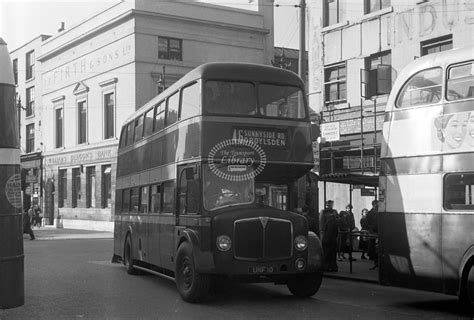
left=287, top=273, right=323, bottom=298
left=175, top=242, right=210, bottom=303
left=460, top=264, right=474, bottom=306
left=124, top=235, right=140, bottom=275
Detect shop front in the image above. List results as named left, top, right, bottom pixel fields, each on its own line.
left=43, top=143, right=117, bottom=231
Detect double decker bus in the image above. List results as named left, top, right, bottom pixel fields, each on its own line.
left=112, top=62, right=323, bottom=302
left=379, top=46, right=474, bottom=305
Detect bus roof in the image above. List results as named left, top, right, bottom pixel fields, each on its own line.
left=124, top=62, right=305, bottom=124
left=387, top=45, right=474, bottom=110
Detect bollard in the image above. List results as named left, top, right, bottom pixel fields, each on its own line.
left=0, top=37, right=24, bottom=309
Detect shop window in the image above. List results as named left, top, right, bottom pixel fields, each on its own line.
left=446, top=61, right=474, bottom=101
left=78, top=100, right=87, bottom=144
left=365, top=0, right=391, bottom=14
left=72, top=167, right=81, bottom=208
left=26, top=86, right=35, bottom=117
left=323, top=0, right=345, bottom=27
left=444, top=172, right=474, bottom=210
left=158, top=37, right=182, bottom=61
left=324, top=62, right=347, bottom=105
left=104, top=92, right=115, bottom=139
left=421, top=35, right=452, bottom=56
left=26, top=50, right=35, bottom=80
left=58, top=169, right=67, bottom=208
left=86, top=166, right=96, bottom=208
left=55, top=107, right=63, bottom=148
left=102, top=165, right=112, bottom=208
left=364, top=51, right=392, bottom=97
left=25, top=123, right=34, bottom=153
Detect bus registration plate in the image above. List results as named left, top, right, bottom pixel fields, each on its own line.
left=248, top=266, right=276, bottom=274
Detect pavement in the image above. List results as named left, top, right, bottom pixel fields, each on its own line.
left=23, top=225, right=113, bottom=241
left=322, top=252, right=379, bottom=283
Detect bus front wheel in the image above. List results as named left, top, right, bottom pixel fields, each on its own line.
left=287, top=273, right=323, bottom=298
left=175, top=242, right=210, bottom=303
left=124, top=235, right=140, bottom=275
left=465, top=264, right=474, bottom=306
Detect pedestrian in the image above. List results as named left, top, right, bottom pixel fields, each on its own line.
left=359, top=208, right=369, bottom=260
left=337, top=204, right=356, bottom=261
left=319, top=200, right=339, bottom=272
left=366, top=200, right=378, bottom=269
left=33, top=204, right=42, bottom=227
left=23, top=208, right=35, bottom=240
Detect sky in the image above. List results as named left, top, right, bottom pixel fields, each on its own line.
left=0, top=0, right=303, bottom=52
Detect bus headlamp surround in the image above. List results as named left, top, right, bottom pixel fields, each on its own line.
left=294, top=235, right=308, bottom=251
left=216, top=235, right=232, bottom=251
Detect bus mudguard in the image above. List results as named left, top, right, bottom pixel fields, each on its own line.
left=307, top=231, right=324, bottom=272
left=177, top=228, right=215, bottom=273
left=458, top=245, right=474, bottom=295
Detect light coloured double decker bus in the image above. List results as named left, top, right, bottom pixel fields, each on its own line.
left=379, top=46, right=474, bottom=305
left=112, top=62, right=323, bottom=302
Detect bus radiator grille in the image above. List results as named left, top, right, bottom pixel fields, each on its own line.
left=234, top=218, right=292, bottom=261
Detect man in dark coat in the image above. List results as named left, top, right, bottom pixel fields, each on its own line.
left=319, top=200, right=339, bottom=272
left=23, top=208, right=35, bottom=240
left=366, top=200, right=378, bottom=269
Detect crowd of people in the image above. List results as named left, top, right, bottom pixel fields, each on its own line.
left=318, top=199, right=379, bottom=272
left=22, top=204, right=42, bottom=240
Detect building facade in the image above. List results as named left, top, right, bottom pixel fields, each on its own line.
left=308, top=0, right=474, bottom=226
left=11, top=0, right=274, bottom=231
left=10, top=35, right=51, bottom=213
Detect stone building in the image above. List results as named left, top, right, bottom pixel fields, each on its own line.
left=11, top=0, right=274, bottom=231
left=308, top=0, right=474, bottom=226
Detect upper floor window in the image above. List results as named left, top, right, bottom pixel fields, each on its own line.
left=396, top=67, right=442, bottom=108
left=55, top=107, right=63, bottom=148
left=13, top=59, right=18, bottom=85
left=323, top=0, right=344, bottom=27
left=446, top=61, right=474, bottom=101
left=26, top=123, right=34, bottom=153
left=158, top=37, right=182, bottom=61
left=26, top=86, right=35, bottom=117
left=324, top=63, right=346, bottom=105
left=143, top=107, right=154, bottom=137
left=421, top=35, right=453, bottom=56
left=364, top=51, right=392, bottom=97
left=365, top=0, right=391, bottom=14
left=104, top=92, right=115, bottom=139
left=77, top=100, right=87, bottom=144
left=154, top=102, right=165, bottom=132
left=26, top=50, right=35, bottom=80
left=134, top=115, right=144, bottom=142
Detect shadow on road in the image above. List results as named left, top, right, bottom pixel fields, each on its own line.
left=394, top=299, right=473, bottom=318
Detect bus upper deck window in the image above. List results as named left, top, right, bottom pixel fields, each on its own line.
left=446, top=61, right=474, bottom=101
left=396, top=67, right=442, bottom=108
left=259, top=84, right=306, bottom=119
left=204, top=81, right=256, bottom=115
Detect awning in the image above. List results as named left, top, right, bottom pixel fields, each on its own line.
left=319, top=172, right=379, bottom=187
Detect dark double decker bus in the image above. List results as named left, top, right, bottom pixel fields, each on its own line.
left=112, top=62, right=323, bottom=302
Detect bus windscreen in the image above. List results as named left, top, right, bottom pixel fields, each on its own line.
left=204, top=80, right=306, bottom=119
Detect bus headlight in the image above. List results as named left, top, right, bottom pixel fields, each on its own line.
left=294, top=235, right=308, bottom=251
left=216, top=235, right=232, bottom=251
